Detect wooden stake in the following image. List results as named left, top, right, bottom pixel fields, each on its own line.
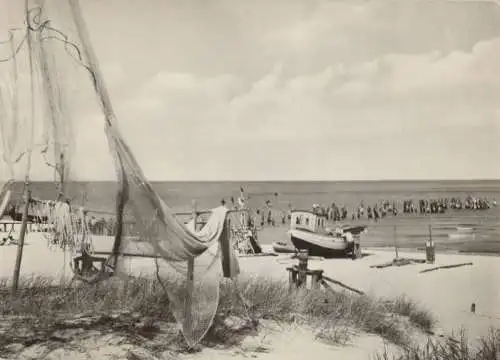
left=297, top=249, right=308, bottom=287
left=184, top=200, right=197, bottom=342
left=428, top=224, right=435, bottom=264
left=394, top=225, right=399, bottom=259
left=12, top=187, right=31, bottom=294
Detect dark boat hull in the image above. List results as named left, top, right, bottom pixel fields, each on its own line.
left=290, top=235, right=356, bottom=258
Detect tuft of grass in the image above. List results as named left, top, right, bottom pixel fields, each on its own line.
left=0, top=275, right=436, bottom=350
left=374, top=328, right=500, bottom=360
left=385, top=295, right=436, bottom=333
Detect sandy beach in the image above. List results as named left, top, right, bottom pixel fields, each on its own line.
left=1, top=229, right=499, bottom=359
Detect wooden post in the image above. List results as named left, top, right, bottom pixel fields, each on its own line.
left=12, top=187, right=31, bottom=294
left=426, top=224, right=435, bottom=264
left=220, top=217, right=233, bottom=277
left=429, top=225, right=436, bottom=264
left=394, top=226, right=399, bottom=259
left=297, top=249, right=308, bottom=287
left=12, top=0, right=36, bottom=294
left=184, top=201, right=197, bottom=341
left=311, top=270, right=323, bottom=289
left=287, top=268, right=296, bottom=290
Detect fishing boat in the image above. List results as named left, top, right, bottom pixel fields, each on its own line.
left=288, top=210, right=367, bottom=259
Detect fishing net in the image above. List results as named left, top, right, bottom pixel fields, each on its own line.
left=1, top=0, right=76, bottom=224
left=2, top=0, right=244, bottom=347
left=0, top=29, right=21, bottom=218
left=103, top=95, right=240, bottom=347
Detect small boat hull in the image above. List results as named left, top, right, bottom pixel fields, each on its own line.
left=456, top=226, right=475, bottom=234
left=290, top=229, right=359, bottom=258
left=448, top=232, right=476, bottom=240
left=272, top=241, right=296, bottom=254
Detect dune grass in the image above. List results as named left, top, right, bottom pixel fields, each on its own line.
left=374, top=329, right=500, bottom=360
left=0, top=275, right=435, bottom=351
left=384, top=295, right=436, bottom=332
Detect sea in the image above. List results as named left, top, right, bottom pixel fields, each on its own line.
left=6, top=179, right=500, bottom=254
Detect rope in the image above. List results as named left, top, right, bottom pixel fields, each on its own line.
left=0, top=30, right=27, bottom=63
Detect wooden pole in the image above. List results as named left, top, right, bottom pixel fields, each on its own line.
left=394, top=225, right=399, bottom=259
left=184, top=200, right=197, bottom=342
left=322, top=275, right=365, bottom=295
left=297, top=249, right=308, bottom=287
left=220, top=217, right=233, bottom=277
left=426, top=224, right=435, bottom=264
left=12, top=187, right=31, bottom=294
left=13, top=1, right=36, bottom=295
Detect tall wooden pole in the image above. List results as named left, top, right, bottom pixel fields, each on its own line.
left=394, top=225, right=399, bottom=259
left=184, top=200, right=197, bottom=342
left=13, top=1, right=36, bottom=294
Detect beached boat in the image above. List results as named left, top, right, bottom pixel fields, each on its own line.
left=288, top=210, right=367, bottom=259
left=272, top=241, right=296, bottom=254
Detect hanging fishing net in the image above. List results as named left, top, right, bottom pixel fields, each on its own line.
left=105, top=121, right=240, bottom=345
left=0, top=28, right=22, bottom=219
left=2, top=0, right=244, bottom=347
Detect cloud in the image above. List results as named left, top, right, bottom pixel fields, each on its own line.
left=58, top=35, right=495, bottom=181
left=2, top=0, right=500, bottom=180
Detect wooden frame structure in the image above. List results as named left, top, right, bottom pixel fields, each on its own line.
left=70, top=206, right=248, bottom=284
left=286, top=249, right=365, bottom=295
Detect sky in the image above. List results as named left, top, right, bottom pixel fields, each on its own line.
left=0, top=0, right=500, bottom=181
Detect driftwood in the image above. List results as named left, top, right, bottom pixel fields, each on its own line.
left=238, top=252, right=278, bottom=258
left=320, top=279, right=336, bottom=295
left=290, top=254, right=324, bottom=261
left=322, top=275, right=365, bottom=295
left=419, top=262, right=473, bottom=274
left=371, top=257, right=426, bottom=269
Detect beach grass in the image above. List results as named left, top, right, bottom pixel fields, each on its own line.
left=0, top=275, right=435, bottom=352
left=374, top=328, right=500, bottom=360
left=384, top=295, right=436, bottom=332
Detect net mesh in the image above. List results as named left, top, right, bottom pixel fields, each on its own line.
left=1, top=0, right=245, bottom=347
left=0, top=28, right=21, bottom=216
left=104, top=120, right=240, bottom=346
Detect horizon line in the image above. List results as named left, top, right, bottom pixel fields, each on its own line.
left=3, top=178, right=500, bottom=183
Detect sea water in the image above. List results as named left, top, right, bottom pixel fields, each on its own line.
left=8, top=179, right=500, bottom=254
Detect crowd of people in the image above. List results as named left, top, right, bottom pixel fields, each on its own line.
left=251, top=195, right=497, bottom=228
left=2, top=188, right=497, bottom=238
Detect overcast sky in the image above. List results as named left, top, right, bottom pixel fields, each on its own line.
left=1, top=0, right=500, bottom=181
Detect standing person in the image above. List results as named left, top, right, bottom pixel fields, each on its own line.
left=237, top=187, right=247, bottom=209
left=237, top=187, right=247, bottom=224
